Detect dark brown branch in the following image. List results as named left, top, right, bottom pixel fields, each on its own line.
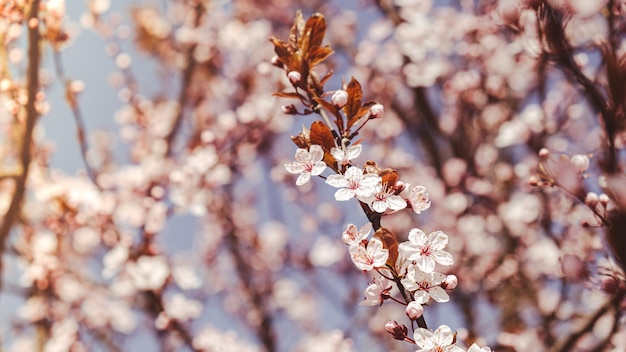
left=552, top=293, right=624, bottom=352
left=0, top=0, right=41, bottom=293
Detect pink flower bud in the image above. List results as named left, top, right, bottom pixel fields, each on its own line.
left=331, top=90, right=349, bottom=108
left=288, top=71, right=301, bottom=84
left=570, top=154, right=590, bottom=173
left=538, top=148, right=550, bottom=158
left=442, top=274, right=458, bottom=290
left=599, top=193, right=610, bottom=206
left=405, top=301, right=424, bottom=320
left=585, top=192, right=598, bottom=207
left=369, top=103, right=384, bottom=119
left=385, top=320, right=408, bottom=340
left=281, top=104, right=297, bottom=114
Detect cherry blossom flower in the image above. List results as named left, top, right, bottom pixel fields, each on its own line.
left=414, top=325, right=464, bottom=352
left=401, top=264, right=449, bottom=304
left=325, top=166, right=381, bottom=201
left=284, top=145, right=327, bottom=186
left=398, top=228, right=454, bottom=273
left=330, top=144, right=362, bottom=166
left=359, top=275, right=392, bottom=306
left=408, top=185, right=431, bottom=214
left=342, top=222, right=372, bottom=246
left=370, top=183, right=407, bottom=213
left=349, top=238, right=389, bottom=271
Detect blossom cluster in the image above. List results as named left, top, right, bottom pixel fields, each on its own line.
left=277, top=10, right=490, bottom=350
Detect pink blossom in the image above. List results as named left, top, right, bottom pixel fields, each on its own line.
left=349, top=238, right=389, bottom=271
left=342, top=222, right=372, bottom=246
left=325, top=166, right=381, bottom=201
left=330, top=144, right=362, bottom=166
left=414, top=325, right=464, bottom=352
left=408, top=185, right=431, bottom=214
left=359, top=275, right=392, bottom=306
left=401, top=264, right=449, bottom=304
left=370, top=183, right=407, bottom=213
left=331, top=89, right=349, bottom=108
left=398, top=228, right=454, bottom=273
left=284, top=145, right=327, bottom=186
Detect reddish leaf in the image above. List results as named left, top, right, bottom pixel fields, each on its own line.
left=374, top=227, right=398, bottom=268
left=309, top=45, right=334, bottom=68
left=305, top=13, right=326, bottom=49
left=344, top=77, right=363, bottom=122
left=379, top=169, right=399, bottom=188
left=268, top=36, right=290, bottom=60
left=310, top=121, right=336, bottom=152
left=289, top=10, right=305, bottom=48
left=272, top=91, right=303, bottom=99
left=310, top=121, right=337, bottom=169
left=320, top=70, right=334, bottom=86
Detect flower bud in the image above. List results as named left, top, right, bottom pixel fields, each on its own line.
left=442, top=274, right=458, bottom=290
left=331, top=90, right=349, bottom=108
left=570, top=154, right=590, bottom=173
left=599, top=193, right=610, bottom=206
left=369, top=103, right=384, bottom=119
left=385, top=320, right=408, bottom=340
left=405, top=301, right=424, bottom=320
left=538, top=148, right=550, bottom=158
left=271, top=55, right=281, bottom=67
left=281, top=104, right=297, bottom=115
left=288, top=71, right=301, bottom=84
left=585, top=192, right=598, bottom=208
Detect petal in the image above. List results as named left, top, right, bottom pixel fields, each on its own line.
left=417, top=256, right=436, bottom=273
left=428, top=231, right=449, bottom=250
left=408, top=228, right=427, bottom=246
left=308, top=145, right=325, bottom=162
left=334, top=188, right=355, bottom=201
left=284, top=162, right=305, bottom=174
left=330, top=147, right=344, bottom=161
left=414, top=290, right=430, bottom=304
left=296, top=172, right=311, bottom=186
left=345, top=144, right=362, bottom=160
left=398, top=242, right=420, bottom=259
left=386, top=195, right=407, bottom=211
left=429, top=287, right=449, bottom=302
left=294, top=148, right=311, bottom=163
left=371, top=200, right=388, bottom=213
left=325, top=175, right=348, bottom=188
left=360, top=174, right=382, bottom=187
left=311, top=162, right=327, bottom=176
left=413, top=328, right=435, bottom=349
left=432, top=250, right=454, bottom=266
left=434, top=325, right=454, bottom=345
left=344, top=166, right=363, bottom=179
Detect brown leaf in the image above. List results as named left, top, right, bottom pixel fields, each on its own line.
left=344, top=77, right=363, bottom=122
left=309, top=45, right=334, bottom=68
left=379, top=169, right=399, bottom=188
left=310, top=121, right=337, bottom=169
left=305, top=13, right=326, bottom=49
left=272, top=91, right=303, bottom=99
left=310, top=121, right=335, bottom=151
left=289, top=10, right=305, bottom=48
left=268, top=36, right=290, bottom=61
left=374, top=227, right=398, bottom=268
